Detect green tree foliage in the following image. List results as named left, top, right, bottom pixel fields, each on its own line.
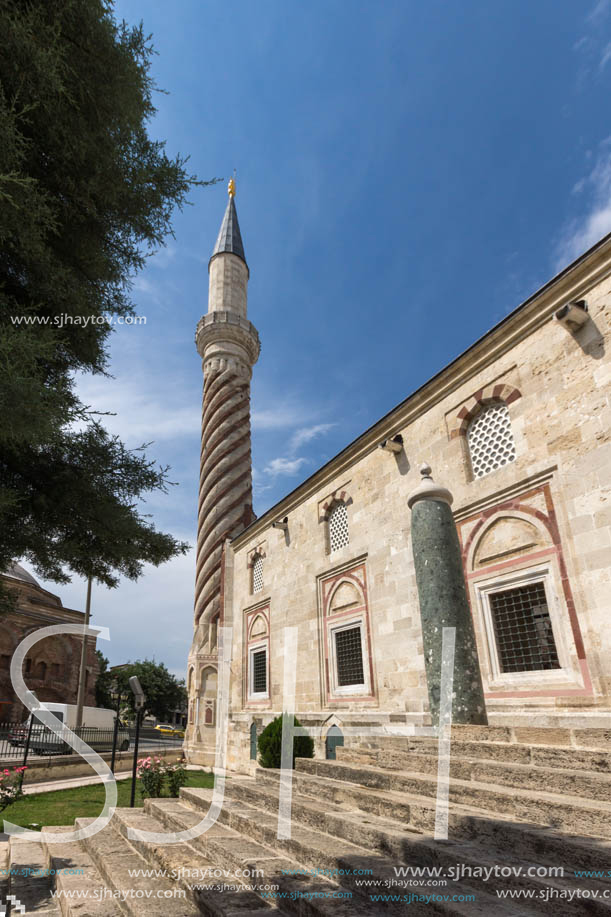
left=0, top=0, right=218, bottom=589
left=112, top=659, right=186, bottom=721
left=94, top=650, right=115, bottom=709
left=257, top=714, right=315, bottom=769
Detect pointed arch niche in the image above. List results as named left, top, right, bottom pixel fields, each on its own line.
left=458, top=484, right=591, bottom=699
left=244, top=604, right=270, bottom=707
left=319, top=560, right=376, bottom=705
left=198, top=665, right=218, bottom=728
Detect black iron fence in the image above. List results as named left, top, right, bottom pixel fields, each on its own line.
left=0, top=720, right=184, bottom=767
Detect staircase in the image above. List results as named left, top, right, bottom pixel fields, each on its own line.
left=2, top=726, right=611, bottom=915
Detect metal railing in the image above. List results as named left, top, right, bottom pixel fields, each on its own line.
left=0, top=720, right=184, bottom=769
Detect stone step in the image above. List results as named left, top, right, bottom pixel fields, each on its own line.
left=41, top=825, right=122, bottom=916
left=8, top=837, right=61, bottom=915
left=143, top=796, right=375, bottom=917
left=174, top=789, right=379, bottom=916
left=179, top=785, right=534, bottom=917
left=74, top=814, right=202, bottom=916
left=295, top=758, right=611, bottom=838
left=111, top=806, right=275, bottom=916
left=219, top=774, right=611, bottom=915
left=344, top=736, right=611, bottom=772
left=433, top=725, right=611, bottom=748
left=343, top=738, right=530, bottom=766
left=338, top=747, right=611, bottom=801
left=258, top=765, right=611, bottom=872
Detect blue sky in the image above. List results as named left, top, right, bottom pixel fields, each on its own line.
left=34, top=0, right=611, bottom=680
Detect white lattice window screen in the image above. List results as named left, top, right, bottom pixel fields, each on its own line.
left=467, top=402, right=516, bottom=479
left=252, top=554, right=263, bottom=593
left=328, top=502, right=349, bottom=553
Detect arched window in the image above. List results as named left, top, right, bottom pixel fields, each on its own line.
left=252, top=553, right=264, bottom=593
left=467, top=402, right=516, bottom=479
left=328, top=501, right=349, bottom=553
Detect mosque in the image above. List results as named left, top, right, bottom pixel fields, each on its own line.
left=185, top=181, right=611, bottom=770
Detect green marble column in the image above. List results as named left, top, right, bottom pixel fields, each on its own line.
left=408, top=465, right=487, bottom=727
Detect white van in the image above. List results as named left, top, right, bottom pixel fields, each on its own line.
left=18, top=704, right=130, bottom=754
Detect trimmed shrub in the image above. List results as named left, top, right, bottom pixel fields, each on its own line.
left=257, top=714, right=314, bottom=768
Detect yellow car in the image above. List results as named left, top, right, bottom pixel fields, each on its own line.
left=154, top=724, right=185, bottom=737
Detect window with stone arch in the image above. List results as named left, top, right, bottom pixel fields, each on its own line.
left=466, top=401, right=516, bottom=479
left=328, top=501, right=349, bottom=553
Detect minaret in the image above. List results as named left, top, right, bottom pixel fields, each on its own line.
left=186, top=180, right=260, bottom=760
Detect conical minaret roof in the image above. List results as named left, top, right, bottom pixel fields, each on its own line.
left=210, top=190, right=247, bottom=267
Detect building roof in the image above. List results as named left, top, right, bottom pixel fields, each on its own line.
left=210, top=196, right=247, bottom=267
left=232, top=229, right=611, bottom=548
left=4, top=563, right=39, bottom=587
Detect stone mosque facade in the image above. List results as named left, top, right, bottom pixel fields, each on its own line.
left=185, top=183, right=611, bottom=770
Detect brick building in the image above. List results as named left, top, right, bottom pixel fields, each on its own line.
left=185, top=183, right=611, bottom=769
left=0, top=564, right=98, bottom=722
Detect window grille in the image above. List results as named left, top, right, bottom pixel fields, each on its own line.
left=252, top=649, right=267, bottom=694
left=490, top=581, right=559, bottom=673
left=252, top=554, right=263, bottom=593
left=467, top=402, right=516, bottom=479
left=335, top=626, right=364, bottom=687
left=328, top=502, right=349, bottom=553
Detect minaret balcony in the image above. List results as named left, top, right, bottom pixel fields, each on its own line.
left=196, top=310, right=261, bottom=367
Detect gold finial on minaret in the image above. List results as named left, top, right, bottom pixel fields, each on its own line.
left=228, top=177, right=236, bottom=198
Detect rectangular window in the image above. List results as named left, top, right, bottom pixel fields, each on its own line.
left=334, top=625, right=365, bottom=687
left=249, top=646, right=268, bottom=697
left=489, top=581, right=560, bottom=673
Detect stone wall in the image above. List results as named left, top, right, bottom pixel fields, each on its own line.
left=206, top=240, right=611, bottom=771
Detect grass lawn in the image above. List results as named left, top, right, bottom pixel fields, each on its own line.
left=1, top=771, right=214, bottom=830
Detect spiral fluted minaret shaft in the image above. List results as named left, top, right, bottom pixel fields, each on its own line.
left=185, top=186, right=259, bottom=763
left=193, top=345, right=257, bottom=628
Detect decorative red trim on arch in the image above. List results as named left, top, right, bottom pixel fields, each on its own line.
left=448, top=384, right=522, bottom=439
left=244, top=603, right=271, bottom=709
left=321, top=488, right=353, bottom=521
left=456, top=483, right=590, bottom=702
left=320, top=562, right=376, bottom=706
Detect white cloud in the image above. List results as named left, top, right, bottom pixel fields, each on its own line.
left=147, top=244, right=177, bottom=270
left=588, top=0, right=611, bottom=24
left=555, top=140, right=611, bottom=268
left=600, top=42, right=611, bottom=70
left=263, top=457, right=308, bottom=476
left=251, top=402, right=311, bottom=431
left=289, top=423, right=336, bottom=452
left=257, top=419, right=335, bottom=486
left=33, top=545, right=196, bottom=679
left=76, top=374, right=200, bottom=445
